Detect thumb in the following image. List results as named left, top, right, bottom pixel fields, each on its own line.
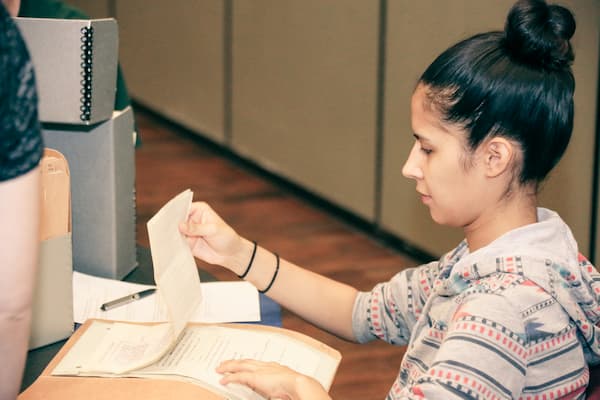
left=179, top=221, right=218, bottom=237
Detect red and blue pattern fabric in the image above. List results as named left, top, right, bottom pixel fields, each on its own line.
left=353, top=208, right=600, bottom=399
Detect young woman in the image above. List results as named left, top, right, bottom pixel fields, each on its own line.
left=180, top=0, right=600, bottom=398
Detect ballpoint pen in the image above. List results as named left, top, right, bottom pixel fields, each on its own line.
left=100, top=288, right=157, bottom=311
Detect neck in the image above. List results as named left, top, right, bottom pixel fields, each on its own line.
left=464, top=188, right=538, bottom=252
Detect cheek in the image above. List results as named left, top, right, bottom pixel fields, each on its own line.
left=424, top=162, right=479, bottom=224
left=426, top=158, right=466, bottom=191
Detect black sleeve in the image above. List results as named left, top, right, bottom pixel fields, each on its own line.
left=0, top=4, right=43, bottom=182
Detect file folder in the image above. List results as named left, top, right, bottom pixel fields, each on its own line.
left=30, top=149, right=74, bottom=349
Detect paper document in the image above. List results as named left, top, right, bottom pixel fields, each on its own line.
left=68, top=189, right=201, bottom=373
left=73, top=271, right=260, bottom=324
left=147, top=189, right=201, bottom=337
left=53, top=321, right=340, bottom=400
left=45, top=190, right=341, bottom=400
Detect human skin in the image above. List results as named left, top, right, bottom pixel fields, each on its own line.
left=0, top=167, right=40, bottom=400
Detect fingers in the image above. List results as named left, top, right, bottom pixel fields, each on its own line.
left=179, top=221, right=217, bottom=237
left=187, top=201, right=221, bottom=224
left=217, top=360, right=258, bottom=392
left=217, top=359, right=262, bottom=374
left=188, top=201, right=212, bottom=217
left=217, top=359, right=276, bottom=386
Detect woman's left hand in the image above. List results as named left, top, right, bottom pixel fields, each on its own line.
left=217, top=359, right=331, bottom=400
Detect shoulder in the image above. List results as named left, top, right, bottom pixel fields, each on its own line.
left=0, top=6, right=43, bottom=182
left=454, top=276, right=571, bottom=340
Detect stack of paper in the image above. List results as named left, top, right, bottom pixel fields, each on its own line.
left=73, top=271, right=260, bottom=324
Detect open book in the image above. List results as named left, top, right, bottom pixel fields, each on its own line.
left=19, top=190, right=341, bottom=400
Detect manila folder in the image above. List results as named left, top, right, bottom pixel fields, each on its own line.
left=19, top=319, right=342, bottom=400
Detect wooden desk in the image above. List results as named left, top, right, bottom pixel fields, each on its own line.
left=21, top=246, right=281, bottom=392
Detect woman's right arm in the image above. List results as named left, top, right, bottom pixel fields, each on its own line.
left=0, top=167, right=41, bottom=400
left=179, top=201, right=359, bottom=341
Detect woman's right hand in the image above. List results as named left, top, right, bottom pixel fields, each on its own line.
left=179, top=201, right=251, bottom=274
left=217, top=359, right=332, bottom=400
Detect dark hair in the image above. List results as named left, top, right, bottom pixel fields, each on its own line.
left=419, top=0, right=576, bottom=185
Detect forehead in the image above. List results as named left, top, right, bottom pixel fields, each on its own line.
left=410, top=85, right=466, bottom=143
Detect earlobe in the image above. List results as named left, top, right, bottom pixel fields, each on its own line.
left=484, top=138, right=514, bottom=178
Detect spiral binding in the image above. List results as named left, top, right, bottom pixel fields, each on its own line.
left=79, top=26, right=94, bottom=122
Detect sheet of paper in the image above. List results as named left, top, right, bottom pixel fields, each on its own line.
left=138, top=324, right=327, bottom=382
left=73, top=272, right=260, bottom=324
left=147, top=189, right=201, bottom=338
left=53, top=321, right=339, bottom=400
left=52, top=320, right=174, bottom=375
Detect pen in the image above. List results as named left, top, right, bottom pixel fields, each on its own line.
left=100, top=288, right=156, bottom=311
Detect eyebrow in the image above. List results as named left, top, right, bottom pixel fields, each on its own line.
left=413, top=133, right=432, bottom=143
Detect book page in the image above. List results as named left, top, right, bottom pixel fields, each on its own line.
left=54, top=322, right=340, bottom=400
left=52, top=320, right=174, bottom=375
left=138, top=325, right=338, bottom=399
left=54, top=190, right=204, bottom=375
left=147, top=189, right=202, bottom=339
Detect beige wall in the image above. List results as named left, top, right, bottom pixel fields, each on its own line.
left=65, top=0, right=226, bottom=143
left=117, top=0, right=225, bottom=143
left=597, top=155, right=600, bottom=266
left=230, top=1, right=379, bottom=219
left=65, top=0, right=111, bottom=18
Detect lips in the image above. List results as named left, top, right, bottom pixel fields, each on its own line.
left=417, top=191, right=432, bottom=204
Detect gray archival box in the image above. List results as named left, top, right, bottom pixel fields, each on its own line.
left=43, top=108, right=137, bottom=279
left=15, top=17, right=118, bottom=125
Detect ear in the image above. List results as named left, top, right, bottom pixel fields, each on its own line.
left=482, top=137, right=514, bottom=178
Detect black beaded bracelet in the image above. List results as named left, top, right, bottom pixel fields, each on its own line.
left=237, top=240, right=257, bottom=279
left=259, top=252, right=280, bottom=294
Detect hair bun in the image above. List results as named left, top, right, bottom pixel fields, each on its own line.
left=504, top=0, right=575, bottom=70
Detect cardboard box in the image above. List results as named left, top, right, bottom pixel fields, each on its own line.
left=42, top=107, right=137, bottom=279
left=30, top=149, right=74, bottom=349
left=14, top=17, right=118, bottom=125
left=30, top=235, right=74, bottom=349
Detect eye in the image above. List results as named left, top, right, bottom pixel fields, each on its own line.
left=420, top=145, right=432, bottom=155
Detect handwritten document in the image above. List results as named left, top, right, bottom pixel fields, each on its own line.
left=53, top=321, right=339, bottom=400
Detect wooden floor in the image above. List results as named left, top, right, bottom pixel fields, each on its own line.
left=134, top=107, right=421, bottom=399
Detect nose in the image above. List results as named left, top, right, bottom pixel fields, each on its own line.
left=402, top=142, right=424, bottom=180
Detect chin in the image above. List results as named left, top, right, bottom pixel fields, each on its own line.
left=429, top=209, right=463, bottom=228
left=428, top=209, right=445, bottom=226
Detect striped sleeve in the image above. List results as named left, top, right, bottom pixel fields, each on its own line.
left=407, top=292, right=529, bottom=399
left=393, top=280, right=589, bottom=399
left=352, top=261, right=442, bottom=344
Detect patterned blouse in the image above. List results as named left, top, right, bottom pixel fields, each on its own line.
left=353, top=208, right=600, bottom=399
left=0, top=3, right=43, bottom=182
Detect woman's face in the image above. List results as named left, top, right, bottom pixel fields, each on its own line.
left=402, top=85, right=490, bottom=228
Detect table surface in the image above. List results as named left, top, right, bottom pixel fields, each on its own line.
left=21, top=246, right=281, bottom=392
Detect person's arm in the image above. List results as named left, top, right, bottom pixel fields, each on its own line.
left=179, top=201, right=358, bottom=341
left=0, top=167, right=41, bottom=399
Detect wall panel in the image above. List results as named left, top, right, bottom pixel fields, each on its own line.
left=64, top=0, right=111, bottom=18
left=116, top=0, right=225, bottom=142
left=230, top=0, right=379, bottom=219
